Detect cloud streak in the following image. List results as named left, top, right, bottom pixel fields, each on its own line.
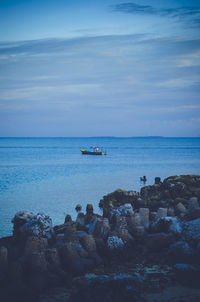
left=110, top=2, right=200, bottom=27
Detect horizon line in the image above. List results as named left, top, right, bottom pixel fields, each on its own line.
left=0, top=136, right=200, bottom=139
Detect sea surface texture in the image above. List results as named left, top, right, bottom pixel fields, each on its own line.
left=0, top=137, right=200, bottom=237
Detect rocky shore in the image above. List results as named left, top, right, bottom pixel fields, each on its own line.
left=1, top=174, right=200, bottom=302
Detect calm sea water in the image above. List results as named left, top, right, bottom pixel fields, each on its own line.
left=0, top=137, right=200, bottom=237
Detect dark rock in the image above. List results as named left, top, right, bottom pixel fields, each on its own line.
left=155, top=207, right=168, bottom=219
left=87, top=217, right=98, bottom=234
left=168, top=241, right=195, bottom=264
left=152, top=216, right=182, bottom=234
left=175, top=202, right=187, bottom=216
left=167, top=207, right=175, bottom=217
left=99, top=190, right=139, bottom=217
left=18, top=213, right=54, bottom=241
left=85, top=204, right=96, bottom=225
left=69, top=273, right=145, bottom=302
left=64, top=224, right=77, bottom=242
left=12, top=211, right=35, bottom=236
left=76, top=212, right=85, bottom=229
left=54, top=223, right=68, bottom=234
left=107, top=235, right=124, bottom=250
left=75, top=204, right=82, bottom=213
left=46, top=248, right=61, bottom=268
left=183, top=209, right=200, bottom=221
left=58, top=242, right=94, bottom=274
left=0, top=246, right=8, bottom=270
left=188, top=197, right=200, bottom=210
left=93, top=218, right=110, bottom=240
left=86, top=204, right=94, bottom=215
left=24, top=236, right=48, bottom=256
left=149, top=211, right=157, bottom=222
left=127, top=213, right=141, bottom=235
left=183, top=218, right=200, bottom=242
left=28, top=251, right=48, bottom=273
left=140, top=184, right=164, bottom=204
left=80, top=234, right=96, bottom=253
left=155, top=177, right=161, bottom=184
left=64, top=214, right=72, bottom=224
left=139, top=208, right=149, bottom=229
left=145, top=233, right=175, bottom=251
left=174, top=263, right=200, bottom=287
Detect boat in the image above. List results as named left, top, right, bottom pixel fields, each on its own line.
left=80, top=146, right=107, bottom=155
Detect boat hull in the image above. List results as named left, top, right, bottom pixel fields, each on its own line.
left=81, top=149, right=106, bottom=155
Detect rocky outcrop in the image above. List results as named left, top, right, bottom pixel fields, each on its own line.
left=1, top=174, right=200, bottom=302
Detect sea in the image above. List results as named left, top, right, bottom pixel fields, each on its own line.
left=0, top=137, right=200, bottom=237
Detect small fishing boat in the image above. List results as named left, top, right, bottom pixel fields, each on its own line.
left=80, top=146, right=107, bottom=155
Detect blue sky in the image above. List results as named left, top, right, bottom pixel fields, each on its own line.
left=0, top=0, right=200, bottom=136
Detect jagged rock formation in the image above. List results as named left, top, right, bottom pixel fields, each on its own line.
left=0, top=174, right=200, bottom=302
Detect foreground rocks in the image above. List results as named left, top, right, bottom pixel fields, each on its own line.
left=0, top=174, right=200, bottom=302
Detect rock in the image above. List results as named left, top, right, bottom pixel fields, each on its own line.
left=168, top=241, right=195, bottom=264
left=99, top=190, right=139, bottom=217
left=156, top=208, right=168, bottom=220
left=145, top=233, right=175, bottom=251
left=46, top=248, right=61, bottom=268
left=93, top=218, right=110, bottom=240
left=86, top=204, right=94, bottom=214
left=115, top=216, right=128, bottom=230
left=64, top=224, right=77, bottom=242
left=0, top=246, right=7, bottom=270
left=183, top=218, right=200, bottom=242
left=28, top=251, right=48, bottom=273
left=140, top=184, right=164, bottom=207
left=12, top=211, right=35, bottom=236
left=174, top=263, right=200, bottom=287
left=76, top=212, right=85, bottom=229
left=127, top=213, right=141, bottom=235
left=85, top=204, right=96, bottom=224
left=134, top=226, right=145, bottom=238
left=54, top=224, right=68, bottom=234
left=169, top=182, right=188, bottom=199
left=109, top=204, right=134, bottom=219
left=107, top=236, right=124, bottom=250
left=19, top=213, right=54, bottom=240
left=64, top=214, right=72, bottom=224
left=119, top=203, right=134, bottom=216
left=88, top=217, right=98, bottom=234
left=69, top=273, right=144, bottom=302
left=183, top=209, right=200, bottom=221
left=188, top=197, right=200, bottom=211
left=80, top=234, right=96, bottom=253
left=175, top=202, right=187, bottom=215
left=167, top=207, right=175, bottom=217
left=149, top=211, right=157, bottom=222
left=58, top=242, right=94, bottom=274
left=75, top=243, right=89, bottom=258
left=24, top=235, right=48, bottom=255
left=7, top=259, right=24, bottom=287
left=56, top=233, right=65, bottom=244
left=139, top=208, right=149, bottom=229
left=117, top=228, right=134, bottom=244
left=75, top=204, right=82, bottom=213
left=152, top=217, right=182, bottom=234
left=155, top=177, right=161, bottom=184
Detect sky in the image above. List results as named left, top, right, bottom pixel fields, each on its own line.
left=0, top=0, right=200, bottom=137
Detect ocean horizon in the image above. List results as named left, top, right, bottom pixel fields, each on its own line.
left=0, top=136, right=200, bottom=237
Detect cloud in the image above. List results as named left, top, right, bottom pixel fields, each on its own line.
left=0, top=83, right=101, bottom=102
left=110, top=2, right=200, bottom=25
left=110, top=3, right=156, bottom=14
left=157, top=77, right=200, bottom=88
